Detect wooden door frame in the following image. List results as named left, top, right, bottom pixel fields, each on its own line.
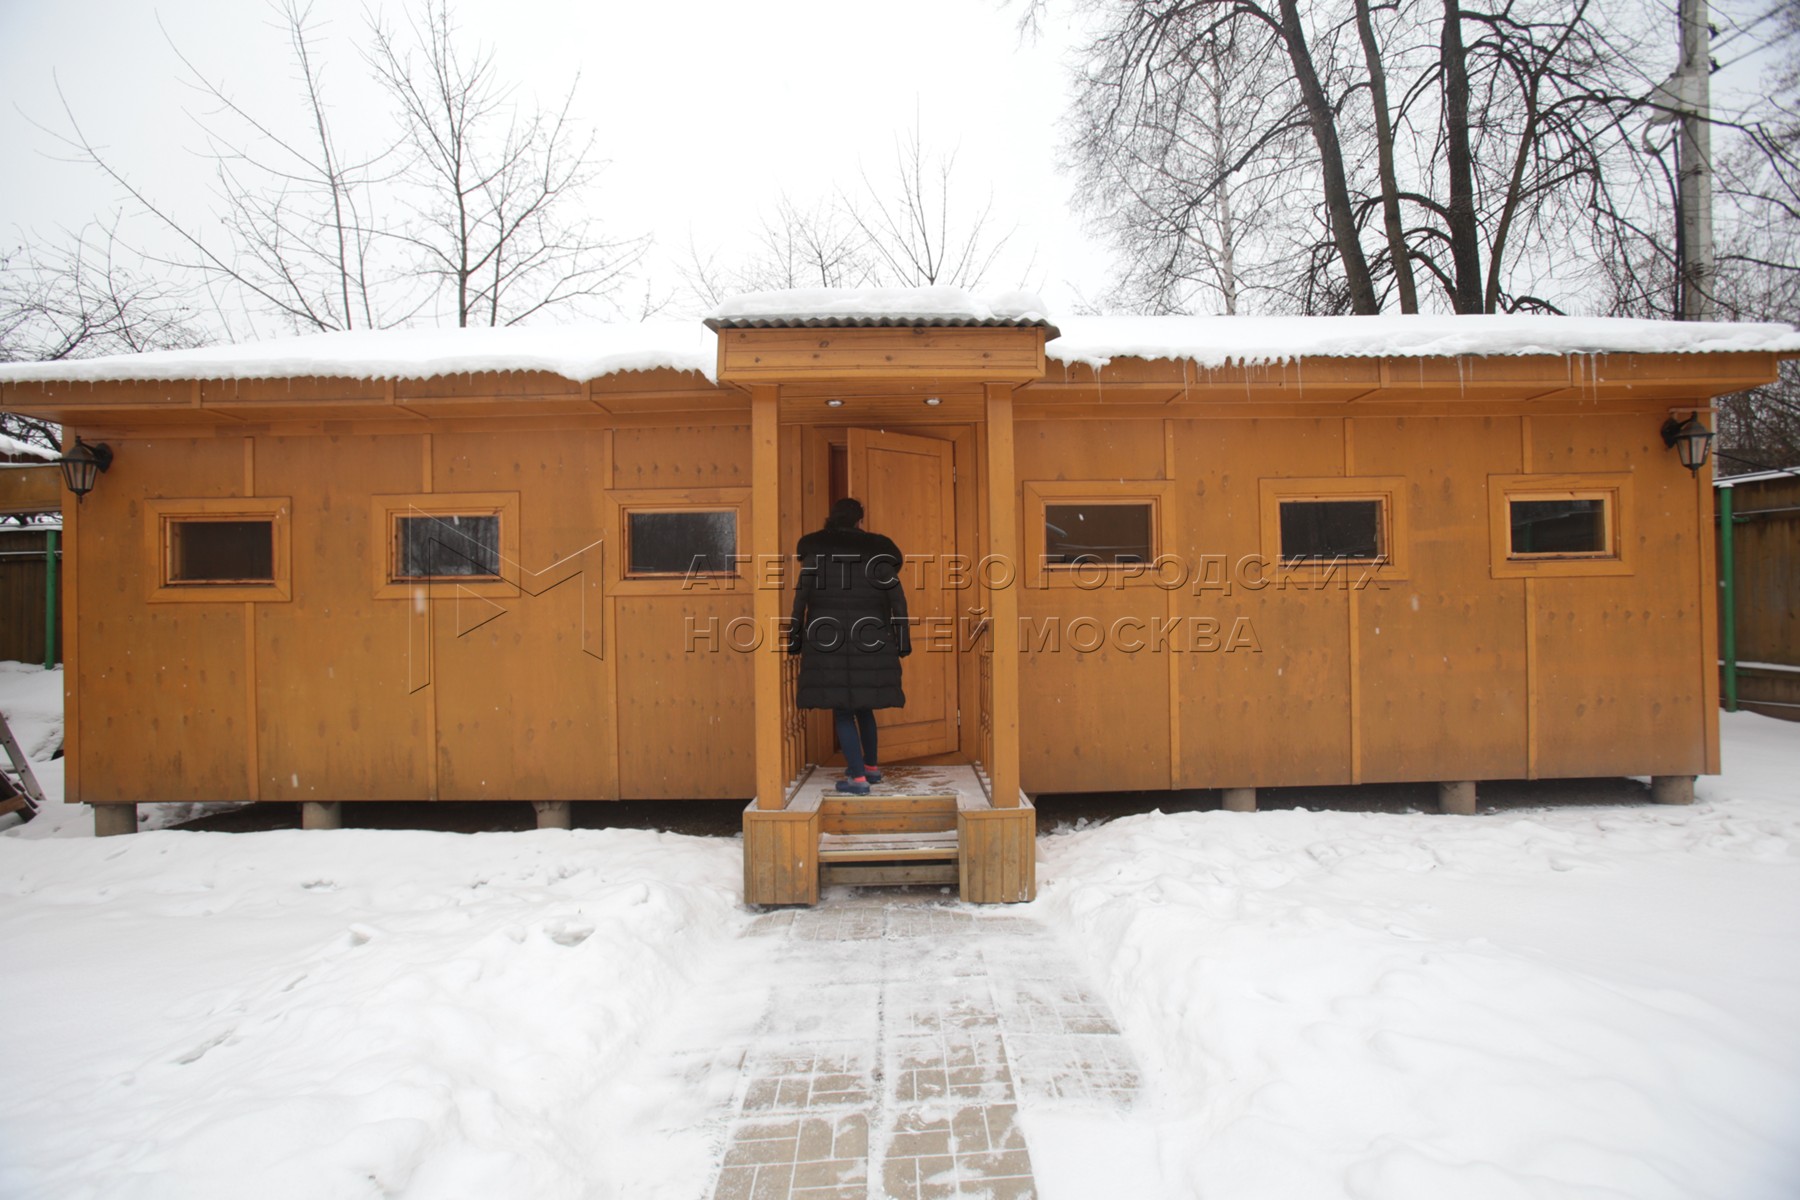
left=798, top=423, right=984, bottom=766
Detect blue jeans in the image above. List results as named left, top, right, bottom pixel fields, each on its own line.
left=834, top=707, right=879, bottom=778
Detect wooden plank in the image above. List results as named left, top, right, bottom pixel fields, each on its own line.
left=821, top=863, right=959, bottom=887
left=984, top=383, right=1021, bottom=808
left=1696, top=457, right=1721, bottom=774
left=0, top=465, right=62, bottom=516
left=752, top=386, right=784, bottom=809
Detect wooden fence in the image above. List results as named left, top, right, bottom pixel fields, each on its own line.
left=0, top=526, right=61, bottom=666
left=1718, top=471, right=1800, bottom=720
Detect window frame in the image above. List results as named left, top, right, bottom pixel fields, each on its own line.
left=609, top=488, right=749, bottom=596
left=145, top=497, right=292, bottom=603
left=1488, top=472, right=1633, bottom=578
left=1023, top=480, right=1172, bottom=588
left=1258, top=476, right=1409, bottom=581
left=371, top=492, right=520, bottom=600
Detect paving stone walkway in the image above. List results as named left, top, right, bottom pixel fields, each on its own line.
left=699, top=897, right=1142, bottom=1200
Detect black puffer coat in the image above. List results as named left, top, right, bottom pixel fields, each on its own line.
left=788, top=524, right=911, bottom=711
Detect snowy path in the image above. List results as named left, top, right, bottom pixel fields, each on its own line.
left=606, top=895, right=1151, bottom=1200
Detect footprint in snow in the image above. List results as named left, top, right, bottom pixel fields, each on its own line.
left=544, top=921, right=594, bottom=947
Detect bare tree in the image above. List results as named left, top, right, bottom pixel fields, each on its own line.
left=367, top=1, right=645, bottom=326
left=1068, top=8, right=1314, bottom=312
left=1, top=221, right=205, bottom=450
left=847, top=120, right=1016, bottom=289
left=1063, top=0, right=1668, bottom=316
left=50, top=0, right=398, bottom=334
left=43, top=0, right=641, bottom=334
left=682, top=196, right=874, bottom=306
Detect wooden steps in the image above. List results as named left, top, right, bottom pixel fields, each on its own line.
left=818, top=829, right=960, bottom=888
left=743, top=767, right=1037, bottom=905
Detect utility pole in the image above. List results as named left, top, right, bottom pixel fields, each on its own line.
left=1677, top=0, right=1716, bottom=320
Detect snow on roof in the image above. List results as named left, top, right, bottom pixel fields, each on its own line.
left=0, top=321, right=717, bottom=387
left=0, top=433, right=59, bottom=460
left=1715, top=466, right=1800, bottom=488
left=0, top=306, right=1795, bottom=389
left=1046, top=313, right=1800, bottom=370
left=707, top=286, right=1055, bottom=329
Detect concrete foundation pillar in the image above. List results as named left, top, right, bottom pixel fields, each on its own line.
left=301, top=801, right=342, bottom=830
left=1438, top=781, right=1477, bottom=815
left=1650, top=775, right=1696, bottom=805
left=533, top=800, right=572, bottom=830
left=93, top=804, right=137, bottom=837
left=1221, top=787, right=1257, bottom=812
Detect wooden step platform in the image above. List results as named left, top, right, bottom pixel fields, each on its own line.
left=818, top=830, right=961, bottom=888
left=744, top=764, right=1035, bottom=905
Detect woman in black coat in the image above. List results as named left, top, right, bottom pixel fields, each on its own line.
left=787, top=497, right=911, bottom=795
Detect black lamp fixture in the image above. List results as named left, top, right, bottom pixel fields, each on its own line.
left=57, top=438, right=113, bottom=501
left=1660, top=414, right=1714, bottom=473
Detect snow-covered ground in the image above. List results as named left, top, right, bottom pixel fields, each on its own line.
left=2, top=663, right=1797, bottom=1198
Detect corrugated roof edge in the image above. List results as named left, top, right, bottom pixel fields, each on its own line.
left=1715, top=466, right=1800, bottom=487
left=703, top=314, right=1063, bottom=340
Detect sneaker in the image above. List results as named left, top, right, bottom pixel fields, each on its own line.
left=863, top=767, right=884, bottom=784
left=835, top=777, right=871, bottom=796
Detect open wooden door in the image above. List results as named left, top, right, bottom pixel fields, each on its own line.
left=847, top=428, right=959, bottom=760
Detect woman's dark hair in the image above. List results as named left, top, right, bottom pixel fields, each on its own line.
left=827, top=497, right=865, bottom=529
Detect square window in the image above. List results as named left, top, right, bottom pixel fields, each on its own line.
left=392, top=513, right=502, bottom=579
left=370, top=493, right=518, bottom=600
left=1486, top=474, right=1631, bottom=578
left=146, top=498, right=291, bottom=603
left=627, top=509, right=738, bottom=576
left=1258, top=477, right=1408, bottom=579
left=1278, top=499, right=1384, bottom=562
left=169, top=519, right=274, bottom=583
left=1044, top=503, right=1153, bottom=565
left=1508, top=498, right=1608, bottom=556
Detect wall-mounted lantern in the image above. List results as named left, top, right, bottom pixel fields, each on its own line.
left=57, top=438, right=113, bottom=501
left=1660, top=415, right=1714, bottom=473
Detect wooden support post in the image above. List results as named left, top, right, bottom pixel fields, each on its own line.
left=93, top=804, right=136, bottom=837
left=1221, top=787, right=1257, bottom=812
left=301, top=801, right=342, bottom=830
left=1438, top=781, right=1477, bottom=815
left=984, top=383, right=1021, bottom=809
left=752, top=384, right=785, bottom=811
left=1651, top=775, right=1696, bottom=805
left=743, top=800, right=821, bottom=906
left=958, top=798, right=1036, bottom=903
left=532, top=800, right=572, bottom=829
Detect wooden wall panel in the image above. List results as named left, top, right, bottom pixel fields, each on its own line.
left=1015, top=417, right=1164, bottom=482
left=253, top=434, right=430, bottom=801
left=611, top=424, right=750, bottom=490
left=430, top=431, right=615, bottom=800
left=75, top=438, right=256, bottom=802
left=614, top=595, right=754, bottom=798
left=1531, top=414, right=1707, bottom=776
left=1352, top=416, right=1528, bottom=782
left=1019, top=586, right=1170, bottom=793
left=1174, top=419, right=1353, bottom=788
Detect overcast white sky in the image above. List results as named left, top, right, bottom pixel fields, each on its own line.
left=0, top=0, right=1118, bottom=326
left=0, top=1, right=1782, bottom=333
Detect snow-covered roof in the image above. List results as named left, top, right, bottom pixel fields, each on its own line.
left=706, top=286, right=1057, bottom=333
left=1715, top=466, right=1800, bottom=488
left=0, top=433, right=59, bottom=460
left=0, top=321, right=716, bottom=386
left=0, top=302, right=1795, bottom=389
left=1045, top=314, right=1800, bottom=370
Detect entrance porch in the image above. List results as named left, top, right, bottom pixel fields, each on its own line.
left=709, top=312, right=1051, bottom=905
left=743, top=764, right=1036, bottom=906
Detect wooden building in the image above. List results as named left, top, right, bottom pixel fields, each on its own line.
left=1, top=291, right=1794, bottom=904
